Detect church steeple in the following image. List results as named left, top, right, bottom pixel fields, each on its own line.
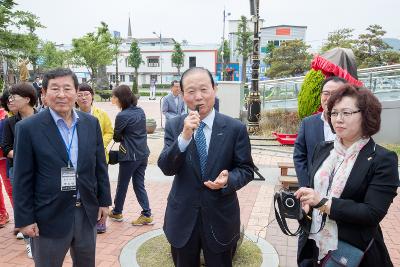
left=128, top=16, right=132, bottom=39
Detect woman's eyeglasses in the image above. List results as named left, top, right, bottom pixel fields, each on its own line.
left=329, top=110, right=361, bottom=119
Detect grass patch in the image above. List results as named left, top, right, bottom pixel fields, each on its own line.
left=381, top=144, right=400, bottom=156
left=136, top=234, right=262, bottom=267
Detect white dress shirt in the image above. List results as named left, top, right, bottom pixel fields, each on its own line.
left=321, top=112, right=336, bottom=141
left=178, top=109, right=215, bottom=152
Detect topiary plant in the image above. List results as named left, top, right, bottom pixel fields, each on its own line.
left=297, top=69, right=325, bottom=119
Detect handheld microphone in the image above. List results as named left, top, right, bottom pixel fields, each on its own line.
left=195, top=105, right=200, bottom=113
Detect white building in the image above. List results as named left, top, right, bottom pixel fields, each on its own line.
left=107, top=41, right=218, bottom=87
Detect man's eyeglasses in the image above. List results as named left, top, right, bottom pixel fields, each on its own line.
left=321, top=91, right=336, bottom=97
left=329, top=110, right=361, bottom=119
left=77, top=92, right=92, bottom=98
left=8, top=94, right=21, bottom=102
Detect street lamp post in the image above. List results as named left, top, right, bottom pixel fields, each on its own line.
left=248, top=0, right=261, bottom=133
left=153, top=32, right=162, bottom=85
left=221, top=8, right=230, bottom=81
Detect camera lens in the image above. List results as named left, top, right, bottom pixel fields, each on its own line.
left=285, top=197, right=295, bottom=208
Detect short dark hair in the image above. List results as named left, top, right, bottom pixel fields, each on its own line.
left=10, top=83, right=37, bottom=107
left=112, top=85, right=137, bottom=110
left=42, top=68, right=79, bottom=90
left=78, top=83, right=94, bottom=95
left=179, top=67, right=215, bottom=93
left=0, top=90, right=10, bottom=112
left=170, top=80, right=179, bottom=87
left=321, top=76, right=348, bottom=92
left=327, top=84, right=381, bottom=137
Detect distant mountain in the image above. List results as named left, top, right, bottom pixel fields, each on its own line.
left=383, top=38, right=400, bottom=51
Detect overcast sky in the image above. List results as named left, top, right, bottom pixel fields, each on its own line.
left=15, top=0, right=399, bottom=49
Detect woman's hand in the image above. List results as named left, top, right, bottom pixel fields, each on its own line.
left=294, top=187, right=322, bottom=207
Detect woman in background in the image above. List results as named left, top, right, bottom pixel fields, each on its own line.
left=76, top=83, right=113, bottom=233
left=108, top=85, right=153, bottom=226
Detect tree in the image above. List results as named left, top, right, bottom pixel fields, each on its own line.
left=264, top=40, right=312, bottom=79
left=112, top=36, right=122, bottom=85
left=235, top=15, right=252, bottom=83
left=355, top=24, right=391, bottom=68
left=218, top=40, right=230, bottom=80
left=127, top=40, right=143, bottom=95
left=320, top=28, right=355, bottom=52
left=0, top=0, right=43, bottom=84
left=71, top=22, right=114, bottom=89
left=38, top=41, right=70, bottom=71
left=171, top=41, right=184, bottom=75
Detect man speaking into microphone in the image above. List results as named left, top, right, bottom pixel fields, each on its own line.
left=158, top=67, right=254, bottom=267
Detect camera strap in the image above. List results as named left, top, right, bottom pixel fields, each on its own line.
left=274, top=192, right=328, bottom=236
left=274, top=193, right=302, bottom=236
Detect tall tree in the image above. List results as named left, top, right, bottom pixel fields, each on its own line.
left=112, top=36, right=122, bottom=86
left=235, top=15, right=252, bottom=83
left=320, top=28, right=354, bottom=52
left=38, top=41, right=70, bottom=71
left=71, top=22, right=114, bottom=88
left=355, top=24, right=391, bottom=68
left=127, top=40, right=143, bottom=95
left=218, top=40, right=230, bottom=80
left=264, top=40, right=312, bottom=79
left=171, top=41, right=184, bottom=75
left=0, top=0, right=43, bottom=84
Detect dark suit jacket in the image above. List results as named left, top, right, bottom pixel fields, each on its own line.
left=13, top=109, right=112, bottom=238
left=113, top=105, right=149, bottom=162
left=158, top=112, right=254, bottom=253
left=298, top=139, right=399, bottom=267
left=293, top=113, right=324, bottom=187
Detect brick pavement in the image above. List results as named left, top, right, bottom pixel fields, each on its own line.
left=0, top=99, right=399, bottom=267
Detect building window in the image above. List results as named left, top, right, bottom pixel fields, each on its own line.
left=274, top=40, right=280, bottom=47
left=189, top=57, right=196, bottom=68
left=129, top=74, right=134, bottom=82
left=110, top=74, right=116, bottom=83
left=82, top=78, right=87, bottom=83
left=120, top=74, right=125, bottom=82
left=125, top=58, right=129, bottom=67
left=147, top=57, right=159, bottom=67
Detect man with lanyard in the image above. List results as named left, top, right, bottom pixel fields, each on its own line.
left=13, top=68, right=111, bottom=267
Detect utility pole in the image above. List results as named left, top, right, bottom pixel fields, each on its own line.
left=247, top=0, right=261, bottom=133
left=221, top=8, right=230, bottom=81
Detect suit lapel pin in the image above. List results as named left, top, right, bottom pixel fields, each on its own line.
left=367, top=157, right=372, bottom=161
left=217, top=133, right=223, bottom=136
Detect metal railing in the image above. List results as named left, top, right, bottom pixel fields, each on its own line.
left=246, top=64, right=400, bottom=110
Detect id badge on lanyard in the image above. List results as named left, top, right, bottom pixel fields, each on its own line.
left=59, top=124, right=77, bottom=192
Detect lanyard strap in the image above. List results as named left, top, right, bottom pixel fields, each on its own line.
left=58, top=123, right=77, bottom=167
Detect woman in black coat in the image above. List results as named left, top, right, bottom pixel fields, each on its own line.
left=108, top=85, right=153, bottom=225
left=295, top=84, right=398, bottom=267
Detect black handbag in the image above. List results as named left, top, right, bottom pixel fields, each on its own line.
left=108, top=142, right=119, bottom=165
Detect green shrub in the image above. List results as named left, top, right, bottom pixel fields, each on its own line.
left=259, top=109, right=300, bottom=136
left=297, top=69, right=325, bottom=119
left=139, top=91, right=168, bottom=97
left=96, top=90, right=112, bottom=101
left=0, top=77, right=3, bottom=93
left=141, top=83, right=171, bottom=89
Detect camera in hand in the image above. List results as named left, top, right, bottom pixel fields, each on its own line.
left=278, top=191, right=302, bottom=220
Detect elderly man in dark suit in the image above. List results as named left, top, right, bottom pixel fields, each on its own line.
left=293, top=76, right=347, bottom=187
left=162, top=80, right=186, bottom=126
left=158, top=67, right=254, bottom=267
left=13, top=68, right=112, bottom=267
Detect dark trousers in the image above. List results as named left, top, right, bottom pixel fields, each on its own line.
left=31, top=206, right=97, bottom=267
left=113, top=159, right=151, bottom=216
left=171, top=214, right=236, bottom=267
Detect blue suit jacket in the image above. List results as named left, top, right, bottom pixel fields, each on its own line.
left=158, top=112, right=254, bottom=253
left=162, top=93, right=186, bottom=122
left=13, top=109, right=112, bottom=238
left=293, top=113, right=324, bottom=187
